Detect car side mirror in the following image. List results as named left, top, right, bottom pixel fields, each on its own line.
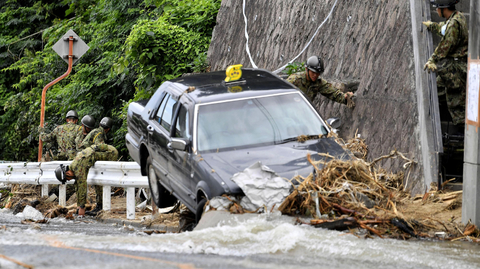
left=326, top=118, right=341, bottom=129
left=168, top=138, right=187, bottom=151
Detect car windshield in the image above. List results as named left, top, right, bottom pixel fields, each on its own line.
left=196, top=93, right=329, bottom=152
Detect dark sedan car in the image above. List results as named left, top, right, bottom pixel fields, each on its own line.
left=126, top=67, right=349, bottom=222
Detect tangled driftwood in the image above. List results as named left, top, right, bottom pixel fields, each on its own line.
left=278, top=135, right=479, bottom=242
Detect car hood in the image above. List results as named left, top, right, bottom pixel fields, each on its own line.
left=200, top=137, right=350, bottom=191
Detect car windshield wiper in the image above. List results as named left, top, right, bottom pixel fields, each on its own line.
left=276, top=137, right=298, bottom=144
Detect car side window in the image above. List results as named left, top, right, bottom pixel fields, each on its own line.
left=174, top=105, right=190, bottom=139
left=154, top=93, right=178, bottom=132
left=161, top=95, right=178, bottom=132
left=155, top=94, right=169, bottom=123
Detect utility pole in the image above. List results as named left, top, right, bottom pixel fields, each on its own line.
left=462, top=1, right=480, bottom=225
left=37, top=29, right=89, bottom=161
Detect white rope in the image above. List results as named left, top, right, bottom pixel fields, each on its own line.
left=241, top=0, right=339, bottom=74
left=272, top=0, right=339, bottom=74
left=242, top=0, right=258, bottom=69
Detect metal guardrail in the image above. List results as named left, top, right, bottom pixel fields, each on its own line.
left=0, top=161, right=148, bottom=220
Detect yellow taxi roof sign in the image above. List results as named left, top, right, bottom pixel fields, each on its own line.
left=225, top=64, right=243, bottom=82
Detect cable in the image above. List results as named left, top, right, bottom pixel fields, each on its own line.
left=272, top=0, right=339, bottom=74
left=242, top=0, right=339, bottom=73
left=242, top=0, right=258, bottom=69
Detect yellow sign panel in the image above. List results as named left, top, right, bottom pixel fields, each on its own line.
left=228, top=86, right=243, bottom=93
left=225, top=64, right=243, bottom=82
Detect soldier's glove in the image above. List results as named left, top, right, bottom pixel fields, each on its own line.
left=345, top=92, right=355, bottom=109
left=422, top=21, right=433, bottom=29
left=424, top=60, right=437, bottom=73
left=38, top=126, right=45, bottom=133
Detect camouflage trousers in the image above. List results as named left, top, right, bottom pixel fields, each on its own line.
left=74, top=145, right=119, bottom=208
left=437, top=58, right=467, bottom=126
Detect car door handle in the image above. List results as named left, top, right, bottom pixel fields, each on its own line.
left=147, top=125, right=154, bottom=134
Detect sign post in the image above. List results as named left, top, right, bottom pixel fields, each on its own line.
left=462, top=1, right=480, bottom=225
left=38, top=29, right=89, bottom=162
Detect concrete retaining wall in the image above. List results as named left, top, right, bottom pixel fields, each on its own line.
left=208, top=0, right=426, bottom=193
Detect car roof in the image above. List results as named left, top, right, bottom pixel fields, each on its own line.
left=168, top=68, right=299, bottom=104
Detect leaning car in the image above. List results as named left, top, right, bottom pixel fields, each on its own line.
left=126, top=67, right=350, bottom=222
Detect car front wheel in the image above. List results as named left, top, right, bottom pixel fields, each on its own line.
left=146, top=156, right=177, bottom=208
left=195, top=198, right=207, bottom=224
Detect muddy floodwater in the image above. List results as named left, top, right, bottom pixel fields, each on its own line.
left=1, top=209, right=480, bottom=269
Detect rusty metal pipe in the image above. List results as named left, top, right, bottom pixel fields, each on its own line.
left=38, top=36, right=74, bottom=162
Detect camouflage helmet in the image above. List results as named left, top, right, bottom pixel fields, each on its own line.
left=81, top=115, right=96, bottom=129
left=65, top=110, right=78, bottom=119
left=100, top=117, right=113, bottom=129
left=430, top=0, right=459, bottom=8
left=55, top=164, right=68, bottom=184
left=306, top=56, right=324, bottom=74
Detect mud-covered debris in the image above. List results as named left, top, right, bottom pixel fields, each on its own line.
left=21, top=219, right=48, bottom=224
left=12, top=199, right=30, bottom=215
left=144, top=230, right=167, bottom=235
left=464, top=222, right=480, bottom=237
left=44, top=207, right=69, bottom=218
left=391, top=218, right=416, bottom=237
left=311, top=217, right=359, bottom=231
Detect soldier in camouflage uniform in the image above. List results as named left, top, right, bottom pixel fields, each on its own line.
left=55, top=144, right=118, bottom=217
left=287, top=56, right=354, bottom=107
left=77, top=117, right=113, bottom=150
left=39, top=110, right=82, bottom=160
left=423, top=0, right=468, bottom=126
left=75, top=115, right=96, bottom=152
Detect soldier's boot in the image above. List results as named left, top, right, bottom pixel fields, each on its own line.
left=85, top=203, right=102, bottom=216
left=78, top=207, right=86, bottom=217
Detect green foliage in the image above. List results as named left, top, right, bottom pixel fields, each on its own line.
left=282, top=61, right=305, bottom=76
left=0, top=0, right=221, bottom=161
left=189, top=52, right=209, bottom=73
left=121, top=18, right=209, bottom=92
left=162, top=0, right=221, bottom=34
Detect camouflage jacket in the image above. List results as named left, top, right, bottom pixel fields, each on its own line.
left=286, top=72, right=346, bottom=104
left=70, top=144, right=119, bottom=179
left=75, top=128, right=87, bottom=152
left=427, top=11, right=468, bottom=63
left=77, top=127, right=107, bottom=151
left=40, top=122, right=82, bottom=160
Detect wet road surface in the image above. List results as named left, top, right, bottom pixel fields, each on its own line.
left=1, top=208, right=480, bottom=269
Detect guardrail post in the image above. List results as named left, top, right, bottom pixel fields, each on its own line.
left=103, top=185, right=111, bottom=211
left=41, top=184, right=49, bottom=197
left=126, top=187, right=135, bottom=219
left=2, top=161, right=148, bottom=220
left=59, top=184, right=67, bottom=206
